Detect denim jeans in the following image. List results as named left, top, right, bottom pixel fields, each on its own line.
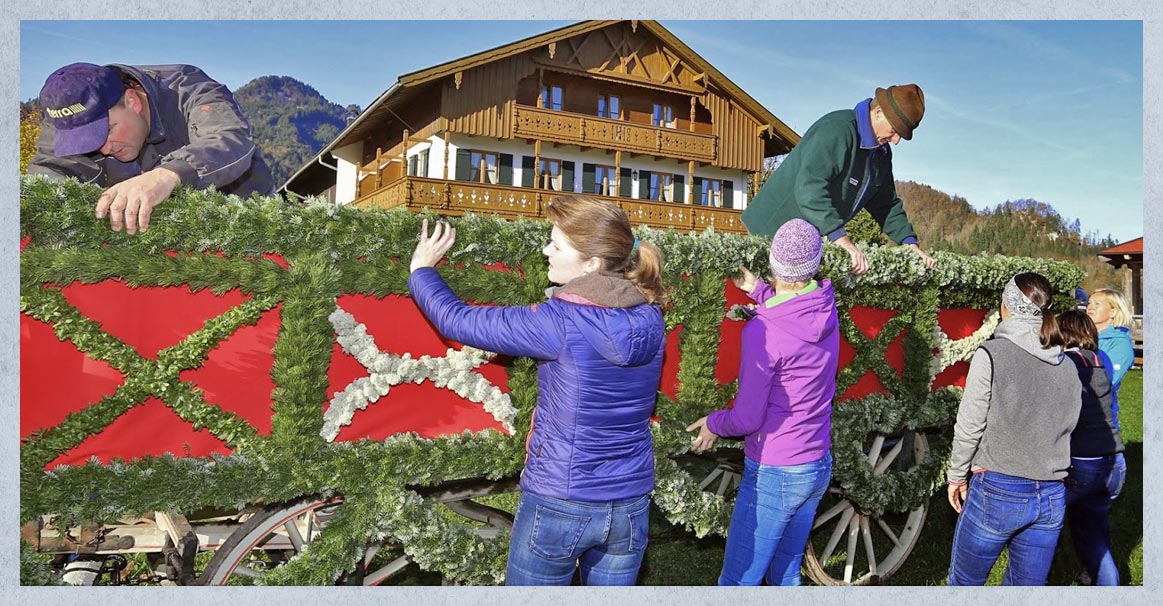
left=718, top=452, right=832, bottom=586
left=504, top=490, right=650, bottom=586
left=948, top=470, right=1066, bottom=585
left=1065, top=454, right=1126, bottom=585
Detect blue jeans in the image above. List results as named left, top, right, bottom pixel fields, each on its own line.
left=719, top=452, right=832, bottom=585
left=948, top=471, right=1066, bottom=585
left=504, top=491, right=650, bottom=586
left=1065, top=455, right=1126, bottom=585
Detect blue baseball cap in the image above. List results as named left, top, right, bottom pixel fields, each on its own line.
left=39, top=63, right=126, bottom=156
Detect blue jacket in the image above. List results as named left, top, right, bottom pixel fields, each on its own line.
left=1097, top=325, right=1135, bottom=430
left=408, top=268, right=665, bottom=502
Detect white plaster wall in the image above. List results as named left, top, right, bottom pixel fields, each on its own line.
left=330, top=141, right=364, bottom=206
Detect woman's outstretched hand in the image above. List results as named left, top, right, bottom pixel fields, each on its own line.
left=410, top=218, right=457, bottom=273
left=732, top=266, right=758, bottom=293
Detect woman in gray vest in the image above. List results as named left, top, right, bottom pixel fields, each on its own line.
left=945, top=272, right=1082, bottom=585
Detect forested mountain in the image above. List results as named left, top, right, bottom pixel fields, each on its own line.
left=233, top=76, right=358, bottom=187
left=897, top=181, right=1121, bottom=292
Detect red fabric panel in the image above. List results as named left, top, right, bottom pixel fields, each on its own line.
left=20, top=314, right=124, bottom=438
left=326, top=293, right=510, bottom=440
left=848, top=306, right=898, bottom=340
left=59, top=281, right=250, bottom=360
left=333, top=381, right=506, bottom=441
left=45, top=397, right=231, bottom=468
left=841, top=370, right=887, bottom=401
left=933, top=360, right=971, bottom=390
left=938, top=307, right=991, bottom=341
left=715, top=279, right=749, bottom=386
left=178, top=306, right=281, bottom=435
left=658, top=326, right=683, bottom=402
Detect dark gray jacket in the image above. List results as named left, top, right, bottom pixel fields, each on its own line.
left=946, top=316, right=1082, bottom=483
left=29, top=64, right=274, bottom=197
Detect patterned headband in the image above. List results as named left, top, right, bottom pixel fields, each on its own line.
left=1002, top=277, right=1041, bottom=317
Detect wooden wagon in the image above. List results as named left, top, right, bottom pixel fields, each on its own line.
left=19, top=178, right=1083, bottom=585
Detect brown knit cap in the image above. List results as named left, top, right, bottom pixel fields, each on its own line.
left=875, top=84, right=925, bottom=141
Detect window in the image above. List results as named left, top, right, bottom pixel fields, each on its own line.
left=652, top=103, right=675, bottom=128
left=701, top=179, right=722, bottom=207
left=539, top=158, right=562, bottom=191
left=407, top=149, right=429, bottom=177
left=540, top=85, right=564, bottom=111
left=469, top=150, right=498, bottom=184
left=593, top=165, right=616, bottom=196
left=598, top=94, right=620, bottom=119
left=649, top=173, right=675, bottom=202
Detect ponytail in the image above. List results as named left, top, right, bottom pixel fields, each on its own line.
left=625, top=240, right=668, bottom=305
left=1011, top=272, right=1060, bottom=347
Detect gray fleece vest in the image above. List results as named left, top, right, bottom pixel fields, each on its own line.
left=973, top=338, right=1082, bottom=481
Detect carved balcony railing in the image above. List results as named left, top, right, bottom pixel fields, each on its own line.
left=512, top=104, right=717, bottom=164
left=351, top=176, right=746, bottom=234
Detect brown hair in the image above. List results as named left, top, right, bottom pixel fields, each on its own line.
left=1056, top=309, right=1098, bottom=351
left=544, top=195, right=668, bottom=305
left=1012, top=272, right=1061, bottom=347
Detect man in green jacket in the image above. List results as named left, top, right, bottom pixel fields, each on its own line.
left=741, top=84, right=936, bottom=275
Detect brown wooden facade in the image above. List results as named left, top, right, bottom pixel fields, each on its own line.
left=283, top=21, right=798, bottom=234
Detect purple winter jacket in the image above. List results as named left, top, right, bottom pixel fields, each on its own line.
left=408, top=268, right=665, bottom=502
left=707, top=279, right=839, bottom=466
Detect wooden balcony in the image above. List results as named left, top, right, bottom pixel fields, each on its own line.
left=512, top=104, right=717, bottom=164
left=351, top=176, right=746, bottom=234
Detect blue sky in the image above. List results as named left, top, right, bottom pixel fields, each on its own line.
left=20, top=20, right=1143, bottom=243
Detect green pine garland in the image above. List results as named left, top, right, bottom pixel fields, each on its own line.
left=19, top=176, right=1084, bottom=584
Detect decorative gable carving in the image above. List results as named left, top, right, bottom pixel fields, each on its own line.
left=545, top=22, right=703, bottom=91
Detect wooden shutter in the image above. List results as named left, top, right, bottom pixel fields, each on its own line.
left=673, top=174, right=684, bottom=203
left=454, top=148, right=471, bottom=181
left=722, top=180, right=734, bottom=209
left=693, top=177, right=703, bottom=205
left=499, top=153, right=513, bottom=186
left=582, top=163, right=596, bottom=194
left=638, top=170, right=651, bottom=200
left=620, top=167, right=632, bottom=197
left=561, top=161, right=575, bottom=193
left=521, top=156, right=535, bottom=188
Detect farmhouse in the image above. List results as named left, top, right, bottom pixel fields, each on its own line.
left=281, top=20, right=798, bottom=234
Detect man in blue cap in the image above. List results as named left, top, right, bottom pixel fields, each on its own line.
left=29, top=63, right=274, bottom=234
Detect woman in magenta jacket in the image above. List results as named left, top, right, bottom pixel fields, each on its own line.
left=687, top=218, right=840, bottom=585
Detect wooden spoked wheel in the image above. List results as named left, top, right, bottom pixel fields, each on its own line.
left=803, top=432, right=929, bottom=585
left=197, top=497, right=411, bottom=585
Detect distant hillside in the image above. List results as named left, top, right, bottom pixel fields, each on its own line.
left=897, top=180, right=1121, bottom=293
left=234, top=76, right=357, bottom=187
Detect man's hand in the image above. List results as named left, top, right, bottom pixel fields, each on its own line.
left=906, top=243, right=937, bottom=269
left=732, top=266, right=758, bottom=294
left=410, top=218, right=457, bottom=273
left=686, top=416, right=720, bottom=454
left=96, top=168, right=181, bottom=234
left=835, top=235, right=869, bottom=275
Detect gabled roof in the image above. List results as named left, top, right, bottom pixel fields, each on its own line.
left=283, top=20, right=798, bottom=194
left=1099, top=237, right=1143, bottom=256
left=1098, top=236, right=1143, bottom=269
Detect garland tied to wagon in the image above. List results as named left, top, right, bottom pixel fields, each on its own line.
left=19, top=177, right=1083, bottom=584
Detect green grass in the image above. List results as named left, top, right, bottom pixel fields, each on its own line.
left=635, top=368, right=1144, bottom=586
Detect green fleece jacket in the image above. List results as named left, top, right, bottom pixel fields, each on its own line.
left=741, top=108, right=917, bottom=243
